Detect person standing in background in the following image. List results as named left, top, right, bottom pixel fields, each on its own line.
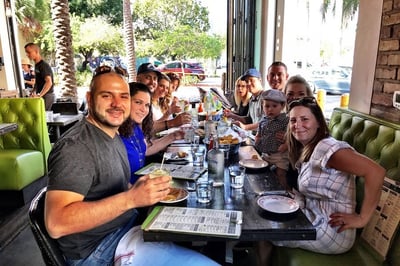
left=24, top=43, right=55, bottom=110
left=21, top=58, right=35, bottom=96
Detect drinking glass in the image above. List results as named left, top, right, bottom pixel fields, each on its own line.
left=196, top=180, right=214, bottom=203
left=191, top=145, right=205, bottom=167
left=229, top=165, right=245, bottom=189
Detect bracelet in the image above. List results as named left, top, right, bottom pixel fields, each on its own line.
left=164, top=120, right=168, bottom=130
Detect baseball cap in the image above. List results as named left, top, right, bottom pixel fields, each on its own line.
left=261, top=89, right=286, bottom=103
left=241, top=68, right=261, bottom=80
left=21, top=58, right=32, bottom=66
left=137, top=63, right=161, bottom=76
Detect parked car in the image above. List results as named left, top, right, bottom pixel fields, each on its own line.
left=157, top=61, right=206, bottom=81
left=90, top=56, right=127, bottom=72
left=307, top=67, right=351, bottom=95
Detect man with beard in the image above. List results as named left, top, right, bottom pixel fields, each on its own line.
left=45, top=67, right=217, bottom=265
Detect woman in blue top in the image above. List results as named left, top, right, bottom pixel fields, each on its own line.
left=119, top=82, right=184, bottom=184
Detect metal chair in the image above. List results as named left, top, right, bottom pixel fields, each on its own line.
left=28, top=187, right=66, bottom=266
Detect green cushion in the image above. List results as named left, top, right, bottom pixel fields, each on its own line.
left=0, top=149, right=45, bottom=190
left=272, top=238, right=384, bottom=266
left=0, top=98, right=51, bottom=192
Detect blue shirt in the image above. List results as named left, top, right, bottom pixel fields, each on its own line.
left=121, top=125, right=147, bottom=184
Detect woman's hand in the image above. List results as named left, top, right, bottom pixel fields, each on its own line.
left=172, top=112, right=191, bottom=127
left=169, top=99, right=182, bottom=114
left=328, top=212, right=366, bottom=233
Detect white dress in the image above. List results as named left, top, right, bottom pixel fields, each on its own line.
left=274, top=137, right=357, bottom=254
left=152, top=104, right=164, bottom=121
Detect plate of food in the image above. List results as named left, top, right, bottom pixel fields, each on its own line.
left=239, top=159, right=268, bottom=169
left=165, top=151, right=189, bottom=161
left=160, top=188, right=189, bottom=203
left=257, top=195, right=299, bottom=214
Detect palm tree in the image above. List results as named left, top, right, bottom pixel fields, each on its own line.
left=50, top=0, right=78, bottom=102
left=321, top=0, right=358, bottom=28
left=123, top=0, right=137, bottom=82
left=15, top=0, right=49, bottom=40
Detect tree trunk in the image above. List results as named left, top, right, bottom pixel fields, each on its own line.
left=50, top=0, right=78, bottom=101
left=123, top=0, right=137, bottom=82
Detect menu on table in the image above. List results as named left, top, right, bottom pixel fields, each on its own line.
left=142, top=206, right=242, bottom=239
left=361, top=177, right=400, bottom=259
left=135, top=163, right=207, bottom=180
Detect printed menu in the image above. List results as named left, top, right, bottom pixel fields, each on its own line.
left=361, top=177, right=400, bottom=259
left=142, top=206, right=242, bottom=239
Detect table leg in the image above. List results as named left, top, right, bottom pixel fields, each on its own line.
left=225, top=240, right=238, bottom=264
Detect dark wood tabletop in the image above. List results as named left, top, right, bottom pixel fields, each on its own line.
left=143, top=144, right=316, bottom=242
left=46, top=113, right=83, bottom=127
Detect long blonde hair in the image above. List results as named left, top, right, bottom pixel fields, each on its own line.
left=234, top=77, right=251, bottom=107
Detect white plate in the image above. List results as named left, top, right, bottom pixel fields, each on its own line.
left=239, top=159, right=268, bottom=169
left=160, top=188, right=189, bottom=203
left=257, top=195, right=299, bottom=214
left=165, top=151, right=189, bottom=161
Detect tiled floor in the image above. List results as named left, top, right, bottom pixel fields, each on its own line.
left=0, top=225, right=45, bottom=265
left=0, top=202, right=251, bottom=266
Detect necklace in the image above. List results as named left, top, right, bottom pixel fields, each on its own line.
left=129, top=130, right=145, bottom=168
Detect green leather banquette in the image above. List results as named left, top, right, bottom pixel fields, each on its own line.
left=0, top=98, right=51, bottom=208
left=272, top=107, right=400, bottom=266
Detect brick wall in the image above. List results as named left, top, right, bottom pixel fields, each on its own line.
left=372, top=0, right=400, bottom=122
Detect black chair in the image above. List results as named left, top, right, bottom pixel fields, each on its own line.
left=28, top=187, right=67, bottom=266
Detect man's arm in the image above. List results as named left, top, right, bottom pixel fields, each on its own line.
left=37, top=75, right=52, bottom=97
left=45, top=175, right=171, bottom=239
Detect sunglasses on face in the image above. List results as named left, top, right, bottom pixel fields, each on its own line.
left=93, top=65, right=128, bottom=78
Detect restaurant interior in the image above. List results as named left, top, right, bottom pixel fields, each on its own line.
left=1, top=0, right=400, bottom=265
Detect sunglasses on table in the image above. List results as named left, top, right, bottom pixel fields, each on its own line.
left=93, top=65, right=129, bottom=78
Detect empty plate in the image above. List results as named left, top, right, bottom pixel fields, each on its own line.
left=239, top=159, right=268, bottom=169
left=257, top=195, right=299, bottom=214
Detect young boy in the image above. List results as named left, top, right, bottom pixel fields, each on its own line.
left=255, top=89, right=289, bottom=189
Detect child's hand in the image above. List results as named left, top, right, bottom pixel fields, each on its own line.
left=278, top=143, right=288, bottom=152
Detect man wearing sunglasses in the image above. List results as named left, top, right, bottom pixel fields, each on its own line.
left=44, top=67, right=217, bottom=265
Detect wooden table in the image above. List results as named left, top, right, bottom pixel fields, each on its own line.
left=0, top=123, right=18, bottom=135
left=47, top=113, right=83, bottom=139
left=143, top=145, right=316, bottom=242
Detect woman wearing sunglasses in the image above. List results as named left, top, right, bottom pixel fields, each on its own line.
left=257, top=97, right=385, bottom=264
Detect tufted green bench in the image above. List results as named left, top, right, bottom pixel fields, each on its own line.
left=0, top=98, right=51, bottom=209
left=272, top=107, right=400, bottom=266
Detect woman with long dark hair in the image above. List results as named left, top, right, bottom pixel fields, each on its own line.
left=257, top=97, right=385, bottom=264
left=119, top=82, right=184, bottom=184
